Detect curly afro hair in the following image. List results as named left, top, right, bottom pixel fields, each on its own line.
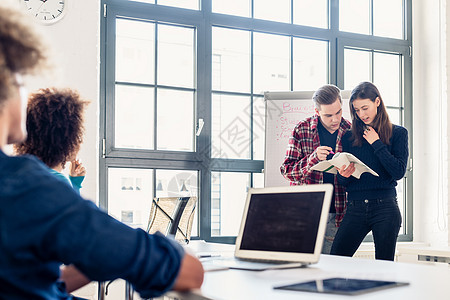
left=14, top=88, right=89, bottom=169
left=0, top=2, right=47, bottom=106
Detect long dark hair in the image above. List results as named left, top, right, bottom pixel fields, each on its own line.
left=350, top=82, right=392, bottom=146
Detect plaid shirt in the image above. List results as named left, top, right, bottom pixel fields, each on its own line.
left=280, top=115, right=351, bottom=227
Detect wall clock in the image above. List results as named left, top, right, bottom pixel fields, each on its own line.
left=19, top=0, right=67, bottom=25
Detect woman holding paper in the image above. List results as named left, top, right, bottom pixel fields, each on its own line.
left=330, top=82, right=409, bottom=261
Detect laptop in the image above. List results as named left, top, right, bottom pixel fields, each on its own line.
left=204, top=184, right=333, bottom=271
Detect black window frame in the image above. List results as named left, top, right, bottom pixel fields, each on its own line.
left=100, top=0, right=413, bottom=243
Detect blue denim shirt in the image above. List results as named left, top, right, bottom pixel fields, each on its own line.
left=0, top=151, right=184, bottom=299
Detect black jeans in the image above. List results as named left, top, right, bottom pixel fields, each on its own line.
left=330, top=197, right=402, bottom=261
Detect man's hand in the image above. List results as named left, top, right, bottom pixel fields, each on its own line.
left=172, top=253, right=204, bottom=291
left=315, top=146, right=334, bottom=161
left=70, top=159, right=86, bottom=177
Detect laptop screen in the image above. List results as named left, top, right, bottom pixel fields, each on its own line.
left=239, top=191, right=325, bottom=254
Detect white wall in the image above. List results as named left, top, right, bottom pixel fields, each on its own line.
left=412, top=0, right=450, bottom=247
left=23, top=0, right=101, bottom=204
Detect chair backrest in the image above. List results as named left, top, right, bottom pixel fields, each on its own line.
left=147, top=196, right=197, bottom=243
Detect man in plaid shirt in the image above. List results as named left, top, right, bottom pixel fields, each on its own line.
left=280, top=84, right=351, bottom=254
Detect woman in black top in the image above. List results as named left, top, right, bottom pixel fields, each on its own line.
left=330, top=82, right=409, bottom=261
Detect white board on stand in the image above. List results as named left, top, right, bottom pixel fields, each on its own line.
left=264, top=90, right=351, bottom=187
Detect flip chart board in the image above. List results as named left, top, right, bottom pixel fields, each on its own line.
left=264, top=91, right=351, bottom=187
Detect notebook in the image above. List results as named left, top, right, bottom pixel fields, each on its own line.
left=204, top=184, right=333, bottom=271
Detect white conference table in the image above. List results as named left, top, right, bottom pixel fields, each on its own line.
left=169, top=240, right=450, bottom=300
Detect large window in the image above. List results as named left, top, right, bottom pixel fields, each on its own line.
left=101, top=0, right=412, bottom=242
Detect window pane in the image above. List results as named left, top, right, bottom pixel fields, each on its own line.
left=293, top=0, right=328, bottom=29
left=212, top=27, right=251, bottom=93
left=116, top=18, right=154, bottom=84
left=115, top=85, right=154, bottom=149
left=212, top=0, right=250, bottom=17
left=252, top=173, right=264, bottom=188
left=253, top=97, right=265, bottom=160
left=212, top=94, right=251, bottom=159
left=157, top=89, right=194, bottom=151
left=374, top=0, right=403, bottom=39
left=254, top=0, right=290, bottom=23
left=157, top=24, right=194, bottom=88
left=293, top=38, right=328, bottom=91
left=339, top=0, right=370, bottom=35
left=374, top=52, right=401, bottom=107
left=155, top=169, right=199, bottom=237
left=344, top=48, right=371, bottom=90
left=253, top=32, right=290, bottom=94
left=157, top=0, right=199, bottom=10
left=155, top=169, right=198, bottom=197
left=211, top=172, right=250, bottom=236
left=387, top=108, right=400, bottom=125
left=108, top=168, right=153, bottom=229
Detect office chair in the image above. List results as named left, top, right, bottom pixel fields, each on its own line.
left=147, top=196, right=197, bottom=243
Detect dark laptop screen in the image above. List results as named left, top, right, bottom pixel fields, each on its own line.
left=239, top=191, right=325, bottom=254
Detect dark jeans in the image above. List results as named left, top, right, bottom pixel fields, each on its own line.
left=330, top=197, right=402, bottom=261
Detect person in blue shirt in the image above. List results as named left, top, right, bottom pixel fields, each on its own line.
left=14, top=87, right=95, bottom=293
left=14, top=87, right=88, bottom=195
left=0, top=3, right=204, bottom=299
left=330, top=82, right=409, bottom=261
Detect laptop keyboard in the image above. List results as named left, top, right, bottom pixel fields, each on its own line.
left=236, top=257, right=297, bottom=264
left=202, top=256, right=305, bottom=271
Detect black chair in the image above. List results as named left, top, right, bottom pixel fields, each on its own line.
left=147, top=196, right=197, bottom=243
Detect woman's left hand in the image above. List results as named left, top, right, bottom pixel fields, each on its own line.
left=363, top=126, right=380, bottom=144
left=336, top=163, right=355, bottom=178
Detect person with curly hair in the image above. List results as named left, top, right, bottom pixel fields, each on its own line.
left=15, top=87, right=89, bottom=194
left=14, top=87, right=91, bottom=295
left=0, top=3, right=204, bottom=299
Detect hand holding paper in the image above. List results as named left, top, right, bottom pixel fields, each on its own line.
left=311, top=152, right=379, bottom=179
left=337, top=162, right=355, bottom=178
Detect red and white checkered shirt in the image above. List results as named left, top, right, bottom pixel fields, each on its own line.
left=280, top=115, right=351, bottom=227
